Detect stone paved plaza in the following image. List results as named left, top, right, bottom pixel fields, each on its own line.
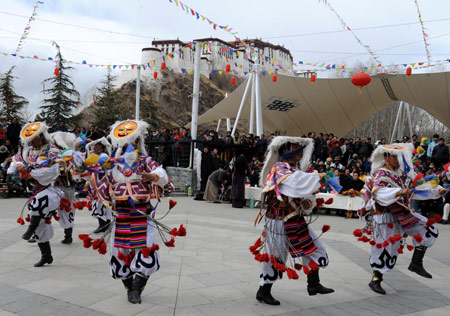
left=1, top=196, right=449, bottom=316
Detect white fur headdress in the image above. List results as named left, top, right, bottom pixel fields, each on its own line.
left=85, top=137, right=112, bottom=157
left=51, top=132, right=76, bottom=149
left=370, top=143, right=416, bottom=178
left=20, top=122, right=53, bottom=146
left=109, top=120, right=148, bottom=157
left=260, top=136, right=314, bottom=187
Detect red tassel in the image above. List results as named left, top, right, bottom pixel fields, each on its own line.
left=398, top=247, right=404, bottom=254
left=294, top=263, right=303, bottom=270
left=92, top=239, right=100, bottom=250
left=98, top=240, right=107, bottom=254
left=382, top=240, right=389, bottom=248
left=25, top=214, right=30, bottom=222
left=78, top=234, right=89, bottom=241
left=369, top=240, right=376, bottom=246
left=177, top=224, right=187, bottom=236
left=324, top=198, right=333, bottom=205
left=83, top=238, right=92, bottom=248
left=169, top=228, right=178, bottom=236
left=45, top=218, right=52, bottom=224
left=309, top=261, right=319, bottom=271
left=165, top=237, right=175, bottom=247
left=273, top=261, right=279, bottom=270
left=141, top=247, right=151, bottom=258
left=321, top=225, right=331, bottom=233
left=169, top=199, right=177, bottom=209
left=433, top=214, right=442, bottom=223
left=413, top=234, right=423, bottom=243
left=366, top=228, right=372, bottom=235
left=376, top=243, right=383, bottom=249
left=290, top=268, right=299, bottom=279
left=124, top=255, right=132, bottom=267
left=17, top=217, right=25, bottom=225
left=278, top=264, right=287, bottom=272
left=303, top=265, right=311, bottom=275
left=406, top=244, right=414, bottom=251
left=387, top=222, right=394, bottom=229
left=353, top=229, right=363, bottom=237
left=270, top=255, right=276, bottom=264
left=403, top=233, right=408, bottom=238
left=151, top=244, right=160, bottom=251
left=118, top=251, right=125, bottom=261
left=316, top=198, right=324, bottom=207
left=393, top=234, right=403, bottom=242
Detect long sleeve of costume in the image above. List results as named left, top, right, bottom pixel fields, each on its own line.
left=373, top=187, right=401, bottom=206
left=279, top=171, right=320, bottom=198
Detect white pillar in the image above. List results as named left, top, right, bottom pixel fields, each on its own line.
left=254, top=65, right=263, bottom=136
left=216, top=119, right=222, bottom=133
left=231, top=76, right=252, bottom=137
left=390, top=101, right=403, bottom=143
left=249, top=72, right=255, bottom=135
left=190, top=42, right=201, bottom=167
left=405, top=103, right=413, bottom=138
left=226, top=118, right=231, bottom=132
left=135, top=66, right=141, bottom=120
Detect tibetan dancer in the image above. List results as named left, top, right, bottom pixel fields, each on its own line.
left=85, top=137, right=113, bottom=233
left=12, top=122, right=64, bottom=267
left=356, top=144, right=444, bottom=295
left=80, top=120, right=186, bottom=304
left=251, top=137, right=334, bottom=306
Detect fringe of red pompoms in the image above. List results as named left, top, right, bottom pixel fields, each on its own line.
left=59, top=198, right=72, bottom=212
left=353, top=225, right=424, bottom=254
left=73, top=200, right=92, bottom=210
left=249, top=237, right=320, bottom=279
left=78, top=234, right=107, bottom=255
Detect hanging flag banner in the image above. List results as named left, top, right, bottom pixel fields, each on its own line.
left=414, top=0, right=432, bottom=65
left=14, top=0, right=44, bottom=54
left=317, top=0, right=386, bottom=73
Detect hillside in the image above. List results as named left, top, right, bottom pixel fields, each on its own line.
left=79, top=71, right=243, bottom=130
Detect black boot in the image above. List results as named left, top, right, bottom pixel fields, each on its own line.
left=368, top=270, right=386, bottom=295
left=61, top=228, right=73, bottom=244
left=129, top=273, right=148, bottom=304
left=34, top=242, right=53, bottom=267
left=94, top=218, right=111, bottom=234
left=122, top=277, right=134, bottom=303
left=307, top=270, right=334, bottom=296
left=408, top=246, right=432, bottom=278
left=256, top=283, right=280, bottom=305
left=22, top=215, right=41, bottom=240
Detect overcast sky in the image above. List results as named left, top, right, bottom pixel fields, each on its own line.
left=1, top=0, right=450, bottom=118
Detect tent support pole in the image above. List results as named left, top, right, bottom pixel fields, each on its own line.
left=189, top=42, right=201, bottom=168
left=254, top=64, right=263, bottom=136
left=405, top=103, right=413, bottom=138
left=249, top=72, right=255, bottom=135
left=231, top=75, right=252, bottom=137
left=135, top=66, right=141, bottom=120
left=226, top=118, right=231, bottom=132
left=216, top=119, right=222, bottom=133
left=390, top=101, right=403, bottom=143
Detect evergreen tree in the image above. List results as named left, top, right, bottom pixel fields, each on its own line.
left=93, top=69, right=121, bottom=127
left=39, top=42, right=80, bottom=126
left=0, top=66, right=29, bottom=125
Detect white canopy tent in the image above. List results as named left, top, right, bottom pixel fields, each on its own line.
left=194, top=71, right=450, bottom=136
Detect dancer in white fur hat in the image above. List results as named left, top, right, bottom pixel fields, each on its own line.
left=250, top=136, right=334, bottom=306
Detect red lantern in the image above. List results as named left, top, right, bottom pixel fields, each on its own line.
left=154, top=71, right=158, bottom=79
left=272, top=74, right=277, bottom=82
left=311, top=73, right=316, bottom=84
left=161, top=62, right=166, bottom=71
left=351, top=72, right=371, bottom=91
left=406, top=66, right=412, bottom=77
left=226, top=64, right=231, bottom=73
left=231, top=77, right=236, bottom=86
left=54, top=67, right=60, bottom=77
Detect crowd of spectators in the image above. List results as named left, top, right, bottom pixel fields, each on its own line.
left=2, top=117, right=450, bottom=221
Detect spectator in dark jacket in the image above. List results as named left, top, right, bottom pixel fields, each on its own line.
left=432, top=138, right=449, bottom=168
left=255, top=134, right=268, bottom=161
left=6, top=118, right=21, bottom=151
